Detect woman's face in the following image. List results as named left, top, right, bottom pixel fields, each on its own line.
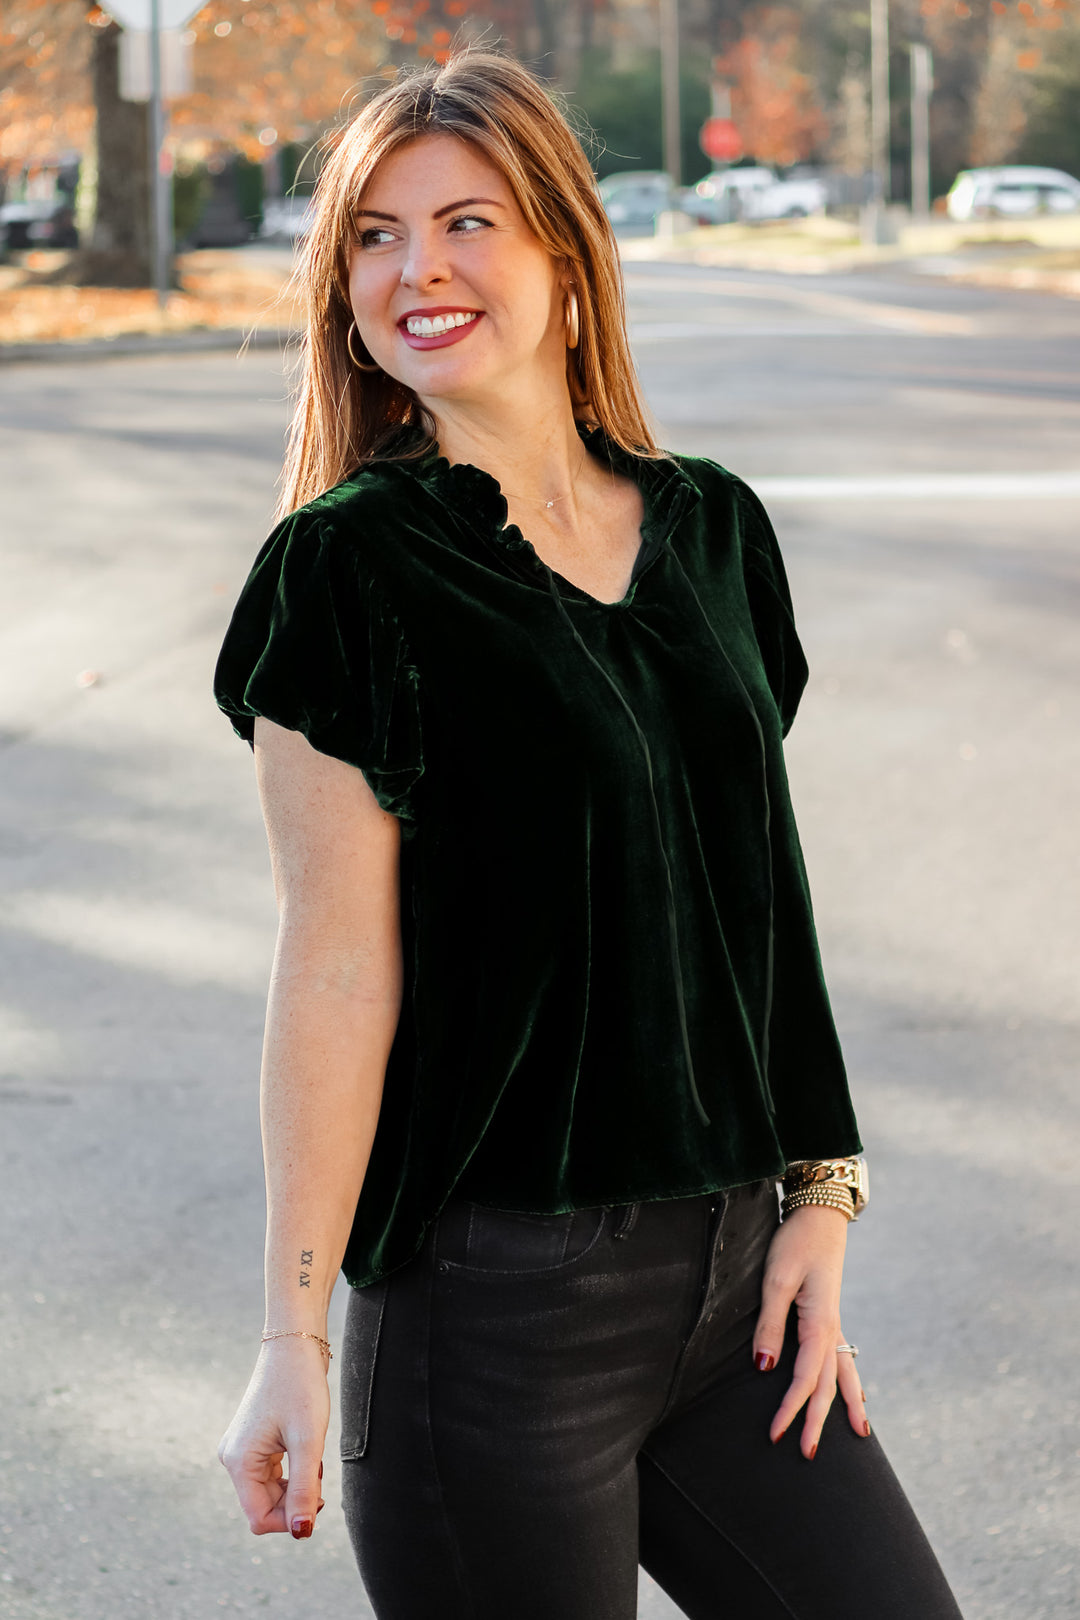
left=346, top=133, right=568, bottom=411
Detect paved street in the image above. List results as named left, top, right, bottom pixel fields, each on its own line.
left=1, top=264, right=1078, bottom=1620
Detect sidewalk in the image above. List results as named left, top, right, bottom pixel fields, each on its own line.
left=0, top=247, right=301, bottom=359
left=619, top=213, right=1080, bottom=297
left=3, top=214, right=1079, bottom=366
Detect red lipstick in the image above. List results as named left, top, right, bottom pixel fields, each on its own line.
left=398, top=307, right=484, bottom=351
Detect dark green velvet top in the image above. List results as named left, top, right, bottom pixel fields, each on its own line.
left=214, top=422, right=862, bottom=1288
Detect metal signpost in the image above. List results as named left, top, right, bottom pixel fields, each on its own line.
left=870, top=0, right=890, bottom=208
left=97, top=0, right=202, bottom=308
left=909, top=42, right=933, bottom=219
left=659, top=0, right=681, bottom=188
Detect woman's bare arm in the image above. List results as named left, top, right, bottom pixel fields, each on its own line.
left=219, top=716, right=404, bottom=1539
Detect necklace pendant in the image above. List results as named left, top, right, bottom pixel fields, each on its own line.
left=545, top=499, right=554, bottom=509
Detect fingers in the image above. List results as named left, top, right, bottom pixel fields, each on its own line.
left=218, top=1436, right=291, bottom=1536
left=751, top=1262, right=798, bottom=1375
left=751, top=1203, right=846, bottom=1375
left=798, top=1347, right=837, bottom=1459
left=762, top=1339, right=872, bottom=1459
left=283, top=1443, right=326, bottom=1540
left=837, top=1345, right=871, bottom=1438
left=765, top=1322, right=837, bottom=1447
left=219, top=1432, right=328, bottom=1538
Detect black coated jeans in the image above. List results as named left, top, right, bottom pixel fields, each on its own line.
left=340, top=1180, right=963, bottom=1619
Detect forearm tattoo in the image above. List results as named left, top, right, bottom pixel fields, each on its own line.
left=300, top=1250, right=313, bottom=1288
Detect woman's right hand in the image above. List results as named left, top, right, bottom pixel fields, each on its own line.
left=218, top=1338, right=331, bottom=1539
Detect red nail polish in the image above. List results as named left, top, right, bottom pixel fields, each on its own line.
left=863, top=1420, right=871, bottom=1438
left=318, top=1462, right=323, bottom=1480
left=755, top=1352, right=775, bottom=1373
left=291, top=1516, right=314, bottom=1540
left=808, top=1444, right=817, bottom=1461
left=772, top=1428, right=787, bottom=1445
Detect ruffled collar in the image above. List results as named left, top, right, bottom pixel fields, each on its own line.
left=376, top=419, right=703, bottom=609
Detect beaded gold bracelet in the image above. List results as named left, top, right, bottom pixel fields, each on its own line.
left=781, top=1185, right=855, bottom=1222
left=261, top=1329, right=333, bottom=1360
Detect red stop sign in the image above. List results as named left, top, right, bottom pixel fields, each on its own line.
left=699, top=117, right=743, bottom=164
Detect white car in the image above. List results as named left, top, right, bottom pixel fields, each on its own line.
left=259, top=195, right=317, bottom=242
left=598, top=171, right=678, bottom=228
left=682, top=167, right=775, bottom=225
left=743, top=176, right=829, bottom=221
left=946, top=166, right=1080, bottom=221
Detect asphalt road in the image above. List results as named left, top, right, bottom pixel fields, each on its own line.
left=1, top=264, right=1078, bottom=1620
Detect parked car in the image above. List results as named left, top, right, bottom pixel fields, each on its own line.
left=0, top=198, right=79, bottom=250
left=946, top=166, right=1080, bottom=221
left=681, top=167, right=775, bottom=225
left=743, top=175, right=828, bottom=221
left=597, top=171, right=678, bottom=228
left=259, top=195, right=316, bottom=243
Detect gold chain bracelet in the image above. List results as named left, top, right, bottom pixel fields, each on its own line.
left=261, top=1329, right=333, bottom=1360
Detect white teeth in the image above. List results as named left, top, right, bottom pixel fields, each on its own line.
left=404, top=312, right=478, bottom=337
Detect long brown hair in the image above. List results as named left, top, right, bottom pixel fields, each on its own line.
left=276, top=48, right=659, bottom=520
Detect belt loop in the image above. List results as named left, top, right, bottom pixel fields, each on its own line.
left=613, top=1202, right=640, bottom=1240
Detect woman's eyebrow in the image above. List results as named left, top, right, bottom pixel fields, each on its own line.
left=433, top=197, right=505, bottom=218
left=354, top=198, right=506, bottom=222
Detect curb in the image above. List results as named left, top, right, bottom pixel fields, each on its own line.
left=619, top=240, right=1080, bottom=295
left=0, top=325, right=298, bottom=366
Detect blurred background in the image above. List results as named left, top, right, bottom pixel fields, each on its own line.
left=1, top=5, right=1079, bottom=1620
left=2, top=0, right=1080, bottom=330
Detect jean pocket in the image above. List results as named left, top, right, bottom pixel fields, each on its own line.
left=434, top=1199, right=608, bottom=1276
left=339, top=1276, right=389, bottom=1461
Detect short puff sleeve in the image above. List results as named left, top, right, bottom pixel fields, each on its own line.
left=213, top=510, right=424, bottom=823
left=734, top=477, right=809, bottom=738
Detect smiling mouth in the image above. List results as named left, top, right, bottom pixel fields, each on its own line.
left=398, top=309, right=484, bottom=350
left=403, top=311, right=479, bottom=337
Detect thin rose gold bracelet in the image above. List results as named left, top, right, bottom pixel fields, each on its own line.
left=261, top=1329, right=332, bottom=1360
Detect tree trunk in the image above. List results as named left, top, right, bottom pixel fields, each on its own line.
left=73, top=18, right=153, bottom=287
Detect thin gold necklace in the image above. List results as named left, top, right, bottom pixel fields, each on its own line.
left=501, top=443, right=588, bottom=511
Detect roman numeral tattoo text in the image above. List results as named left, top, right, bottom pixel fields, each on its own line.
left=300, top=1250, right=313, bottom=1288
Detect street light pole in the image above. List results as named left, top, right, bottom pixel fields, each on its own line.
left=909, top=41, right=932, bottom=218
left=870, top=0, right=890, bottom=205
left=659, top=0, right=681, bottom=187
left=148, top=0, right=170, bottom=307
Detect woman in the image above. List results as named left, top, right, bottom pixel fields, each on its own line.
left=215, top=49, right=963, bottom=1620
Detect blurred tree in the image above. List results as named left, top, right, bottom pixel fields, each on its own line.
left=171, top=0, right=384, bottom=162
left=81, top=9, right=152, bottom=287
left=713, top=6, right=828, bottom=166
left=6, top=0, right=1078, bottom=296
left=572, top=53, right=711, bottom=180
left=1014, top=20, right=1080, bottom=177
left=0, top=1, right=93, bottom=177
left=172, top=158, right=210, bottom=244
left=971, top=3, right=1038, bottom=170
left=917, top=0, right=993, bottom=195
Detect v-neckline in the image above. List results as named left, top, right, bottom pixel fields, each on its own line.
left=400, top=422, right=703, bottom=610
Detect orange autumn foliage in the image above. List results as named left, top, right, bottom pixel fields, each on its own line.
left=0, top=0, right=476, bottom=173
left=714, top=7, right=828, bottom=168
left=0, top=0, right=94, bottom=166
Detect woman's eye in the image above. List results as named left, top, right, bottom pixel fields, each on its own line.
left=448, top=214, right=491, bottom=234
left=356, top=226, right=396, bottom=249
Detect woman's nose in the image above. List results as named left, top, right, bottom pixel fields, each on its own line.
left=400, top=231, right=451, bottom=291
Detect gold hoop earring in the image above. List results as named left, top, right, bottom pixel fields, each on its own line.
left=564, top=286, right=580, bottom=350
left=347, top=320, right=381, bottom=372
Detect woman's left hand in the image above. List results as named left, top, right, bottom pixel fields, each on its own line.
left=751, top=1202, right=869, bottom=1458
